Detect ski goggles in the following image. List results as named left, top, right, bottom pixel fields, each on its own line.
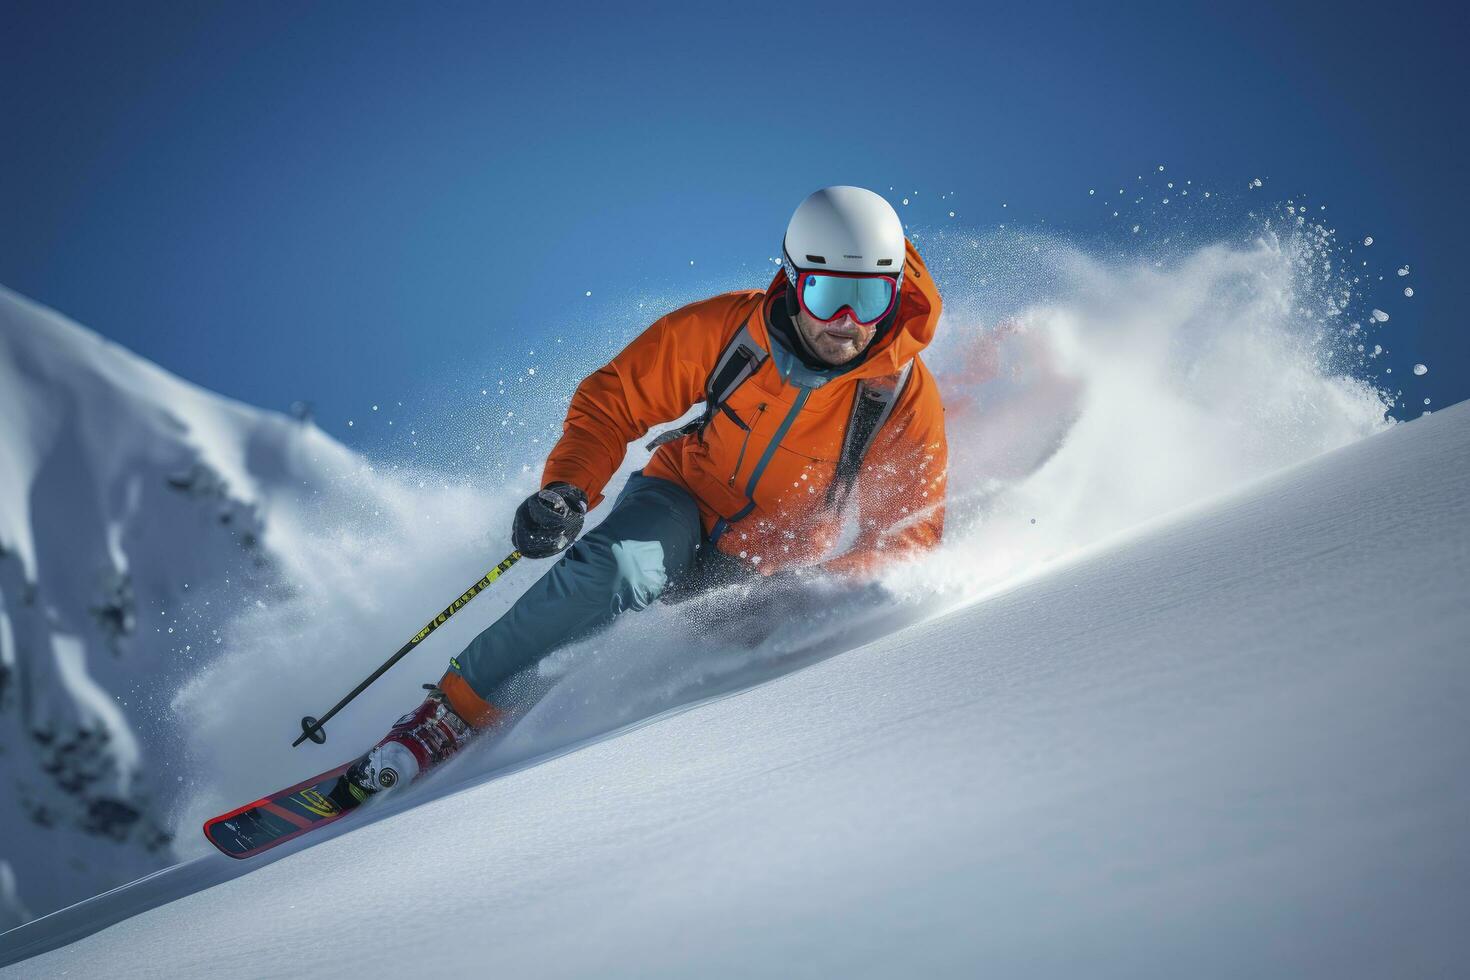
left=794, top=271, right=900, bottom=325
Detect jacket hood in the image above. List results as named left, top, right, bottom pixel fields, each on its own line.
left=758, top=237, right=941, bottom=382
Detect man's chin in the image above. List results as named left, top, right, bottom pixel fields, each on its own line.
left=818, top=345, right=861, bottom=366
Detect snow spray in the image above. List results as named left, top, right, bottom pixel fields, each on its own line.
left=169, top=180, right=1404, bottom=850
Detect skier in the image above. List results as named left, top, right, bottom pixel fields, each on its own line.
left=343, top=186, right=949, bottom=798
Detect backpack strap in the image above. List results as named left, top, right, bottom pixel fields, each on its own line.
left=646, top=314, right=766, bottom=450
left=825, top=360, right=914, bottom=512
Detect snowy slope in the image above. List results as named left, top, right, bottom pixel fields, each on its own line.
left=0, top=285, right=370, bottom=925
left=4, top=398, right=1466, bottom=977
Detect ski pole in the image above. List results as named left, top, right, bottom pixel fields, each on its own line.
left=293, top=551, right=522, bottom=747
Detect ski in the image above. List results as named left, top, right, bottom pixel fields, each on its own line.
left=203, top=758, right=369, bottom=859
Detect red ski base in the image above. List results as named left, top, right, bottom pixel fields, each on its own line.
left=203, top=760, right=365, bottom=859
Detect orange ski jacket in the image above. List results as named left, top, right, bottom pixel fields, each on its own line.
left=544, top=239, right=947, bottom=577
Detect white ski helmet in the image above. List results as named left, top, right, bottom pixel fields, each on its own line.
left=782, top=185, right=905, bottom=287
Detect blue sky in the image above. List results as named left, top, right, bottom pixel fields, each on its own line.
left=3, top=0, right=1465, bottom=445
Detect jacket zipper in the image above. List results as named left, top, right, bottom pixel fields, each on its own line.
left=728, top=402, right=768, bottom=487
left=709, top=389, right=811, bottom=544
left=743, top=389, right=810, bottom=498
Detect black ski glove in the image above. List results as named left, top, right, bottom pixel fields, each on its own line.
left=512, top=482, right=588, bottom=558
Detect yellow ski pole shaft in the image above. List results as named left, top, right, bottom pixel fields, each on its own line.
left=293, top=551, right=522, bottom=747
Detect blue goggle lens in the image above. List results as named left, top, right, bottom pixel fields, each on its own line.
left=800, top=274, right=895, bottom=324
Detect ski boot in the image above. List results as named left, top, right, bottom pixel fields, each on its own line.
left=336, top=671, right=503, bottom=805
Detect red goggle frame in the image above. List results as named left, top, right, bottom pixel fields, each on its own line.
left=793, top=270, right=900, bottom=326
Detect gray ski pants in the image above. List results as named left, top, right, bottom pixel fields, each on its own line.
left=448, top=472, right=707, bottom=702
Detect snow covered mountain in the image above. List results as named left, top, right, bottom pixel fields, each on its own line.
left=3, top=388, right=1466, bottom=978
left=0, top=285, right=367, bottom=927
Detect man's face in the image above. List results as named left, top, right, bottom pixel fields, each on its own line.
left=793, top=307, right=878, bottom=366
